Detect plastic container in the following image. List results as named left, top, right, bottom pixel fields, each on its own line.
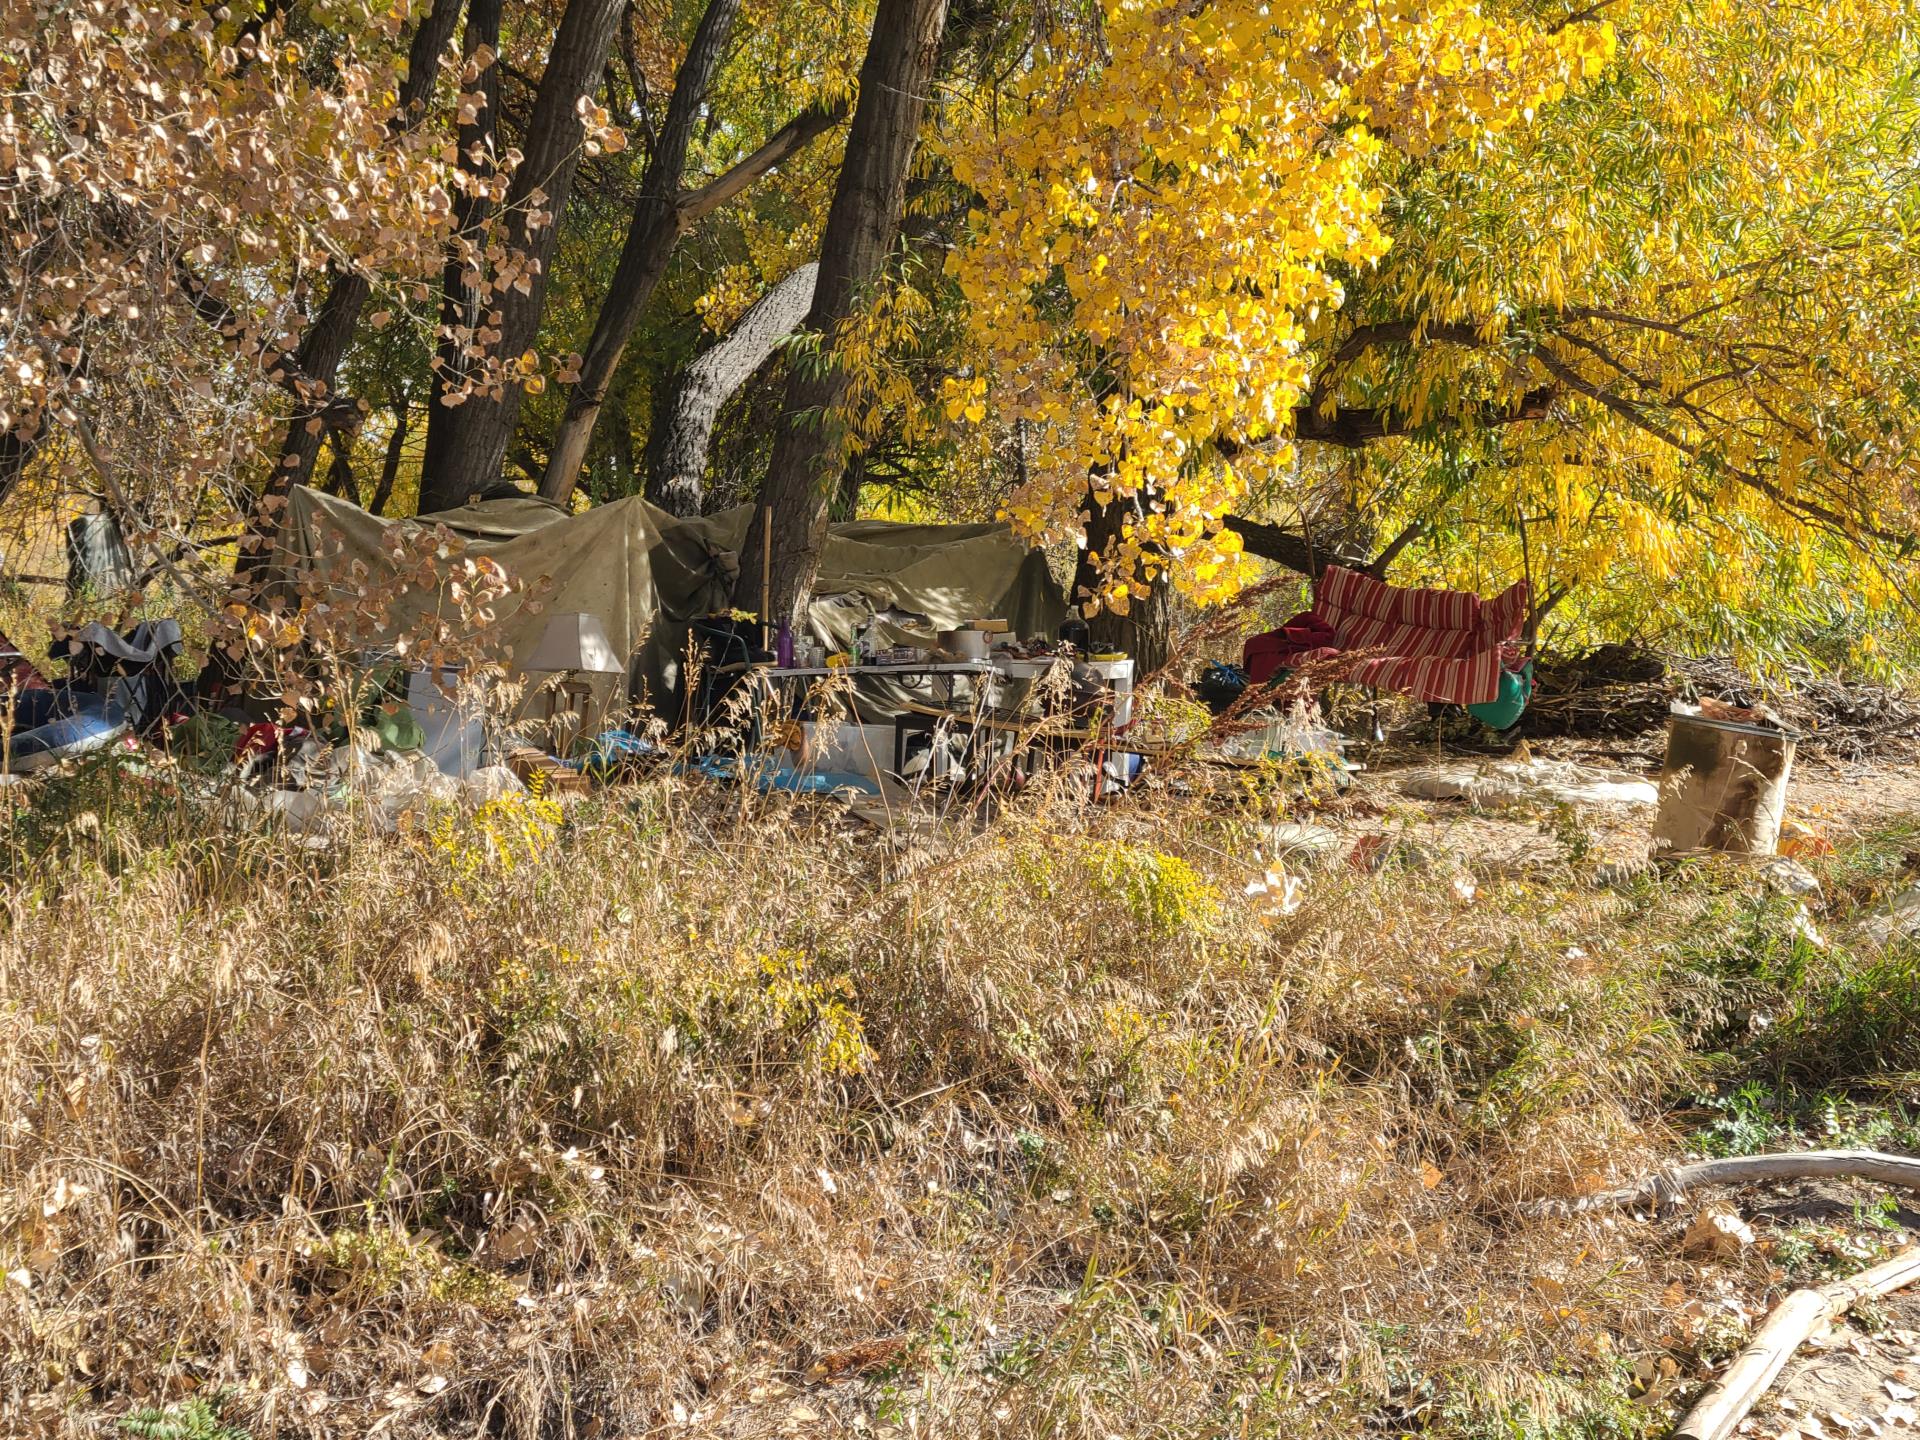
left=994, top=654, right=1060, bottom=679
left=407, top=665, right=486, bottom=777
left=1652, top=709, right=1796, bottom=856
left=1073, top=656, right=1134, bottom=728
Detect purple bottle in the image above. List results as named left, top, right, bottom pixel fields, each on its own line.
left=776, top=621, right=795, bottom=668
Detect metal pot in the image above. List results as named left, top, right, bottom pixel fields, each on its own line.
left=936, top=627, right=989, bottom=662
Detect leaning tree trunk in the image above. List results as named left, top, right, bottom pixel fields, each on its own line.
left=322, top=440, right=357, bottom=499
left=537, top=72, right=847, bottom=503
left=269, top=0, right=464, bottom=491
left=416, top=0, right=628, bottom=514
left=643, top=263, right=817, bottom=517
left=367, top=394, right=412, bottom=516
left=537, top=0, right=741, bottom=502
left=732, top=0, right=949, bottom=626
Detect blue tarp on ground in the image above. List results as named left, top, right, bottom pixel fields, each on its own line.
left=680, top=753, right=880, bottom=797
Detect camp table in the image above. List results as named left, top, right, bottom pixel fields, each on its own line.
left=896, top=696, right=1352, bottom=798
left=893, top=695, right=1188, bottom=799
left=726, top=660, right=999, bottom=773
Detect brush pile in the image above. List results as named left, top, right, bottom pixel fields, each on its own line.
left=1524, top=646, right=1920, bottom=759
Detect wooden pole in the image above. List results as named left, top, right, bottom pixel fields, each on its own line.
left=759, top=502, right=772, bottom=650
left=1675, top=1247, right=1920, bottom=1440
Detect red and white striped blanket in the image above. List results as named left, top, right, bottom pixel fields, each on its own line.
left=1314, top=566, right=1528, bottom=706
left=1244, top=567, right=1529, bottom=706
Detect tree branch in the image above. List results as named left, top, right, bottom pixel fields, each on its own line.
left=1294, top=385, right=1557, bottom=447
left=1527, top=342, right=1891, bottom=541
left=1219, top=515, right=1367, bottom=577
left=174, top=262, right=364, bottom=435
left=1365, top=519, right=1425, bottom=578
left=677, top=99, right=848, bottom=225
left=1217, top=383, right=1558, bottom=457
left=1548, top=0, right=1620, bottom=34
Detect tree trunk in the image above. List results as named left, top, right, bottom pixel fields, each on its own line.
left=368, top=397, right=412, bottom=516
left=1221, top=513, right=1365, bottom=577
left=1074, top=491, right=1171, bottom=673
left=539, top=97, right=848, bottom=507
left=322, top=439, right=357, bottom=499
left=0, top=427, right=35, bottom=507
left=831, top=449, right=865, bottom=521
left=418, top=0, right=504, bottom=505
left=417, top=0, right=629, bottom=513
left=732, top=0, right=949, bottom=625
left=269, top=0, right=464, bottom=490
left=604, top=374, right=635, bottom=497
left=538, top=0, right=743, bottom=502
left=643, top=262, right=818, bottom=517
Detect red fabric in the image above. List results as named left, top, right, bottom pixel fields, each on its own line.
left=236, top=722, right=307, bottom=763
left=1313, top=566, right=1528, bottom=705
left=1243, top=568, right=1528, bottom=706
left=0, top=629, right=50, bottom=694
left=1243, top=611, right=1339, bottom=683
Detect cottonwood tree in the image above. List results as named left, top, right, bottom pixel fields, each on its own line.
left=265, top=0, right=466, bottom=497
left=1294, top=0, right=1920, bottom=666
left=941, top=0, right=1920, bottom=666
left=0, top=0, right=461, bottom=565
left=941, top=0, right=1614, bottom=631
left=534, top=0, right=847, bottom=506
left=731, top=0, right=951, bottom=625
left=412, top=0, right=631, bottom=513
left=643, top=261, right=819, bottom=515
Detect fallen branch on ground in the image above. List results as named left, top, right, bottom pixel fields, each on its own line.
left=1539, top=1149, right=1920, bottom=1216
left=1674, top=1246, right=1920, bottom=1440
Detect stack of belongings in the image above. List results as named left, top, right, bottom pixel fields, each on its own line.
left=1243, top=567, right=1532, bottom=725
left=3, top=620, right=188, bottom=773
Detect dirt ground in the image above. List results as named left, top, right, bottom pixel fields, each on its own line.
left=1723, top=1175, right=1920, bottom=1440
left=1323, top=730, right=1920, bottom=1440
left=1301, top=729, right=1920, bottom=875
left=1758, top=1279, right=1920, bottom=1440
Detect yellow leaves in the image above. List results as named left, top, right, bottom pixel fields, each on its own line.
left=575, top=97, right=628, bottom=157
left=939, top=0, right=1609, bottom=610
left=936, top=0, right=1920, bottom=634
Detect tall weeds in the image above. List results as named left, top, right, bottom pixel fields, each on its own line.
left=0, top=762, right=1901, bottom=1438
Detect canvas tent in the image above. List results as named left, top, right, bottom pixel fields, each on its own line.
left=270, top=488, right=1067, bottom=723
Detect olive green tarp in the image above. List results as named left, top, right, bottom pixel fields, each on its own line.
left=271, top=489, right=1067, bottom=722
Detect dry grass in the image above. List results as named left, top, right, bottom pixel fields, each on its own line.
left=0, top=757, right=1899, bottom=1439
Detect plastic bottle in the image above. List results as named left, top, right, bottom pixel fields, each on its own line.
left=776, top=622, right=795, bottom=668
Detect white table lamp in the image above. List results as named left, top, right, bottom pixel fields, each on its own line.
left=523, top=611, right=623, bottom=747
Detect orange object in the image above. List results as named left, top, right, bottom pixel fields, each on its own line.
left=1777, top=816, right=1833, bottom=858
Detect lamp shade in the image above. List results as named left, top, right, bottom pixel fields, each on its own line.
left=522, top=612, right=624, bottom=674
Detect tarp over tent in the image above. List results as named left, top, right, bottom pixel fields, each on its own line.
left=270, top=488, right=1067, bottom=721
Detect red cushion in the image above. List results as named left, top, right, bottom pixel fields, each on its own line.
left=1244, top=612, right=1340, bottom=684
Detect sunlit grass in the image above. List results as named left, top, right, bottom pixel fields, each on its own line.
left=1, top=761, right=1915, bottom=1437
